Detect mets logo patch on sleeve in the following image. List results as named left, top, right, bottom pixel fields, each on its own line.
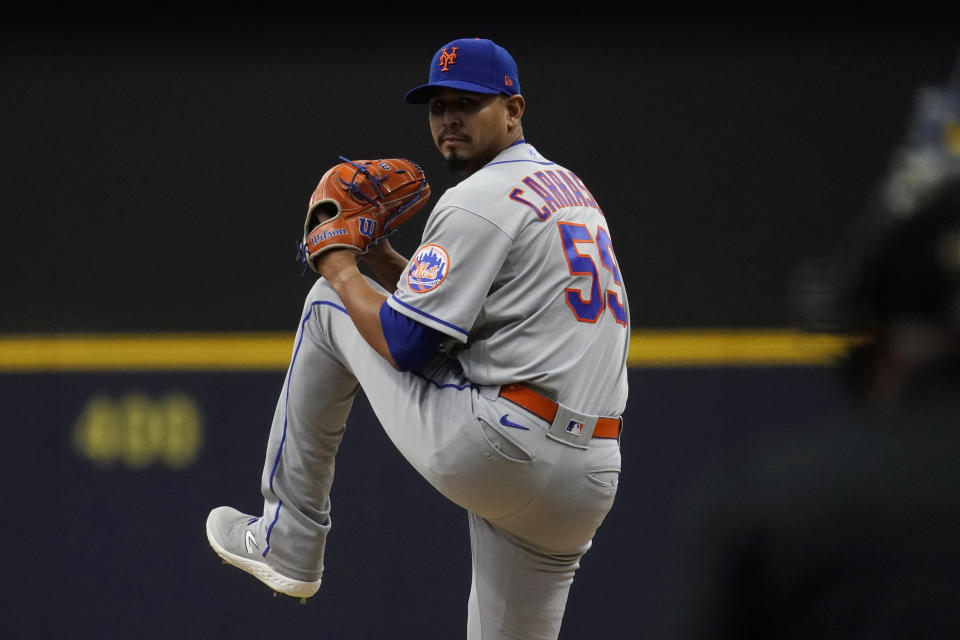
left=407, top=244, right=450, bottom=293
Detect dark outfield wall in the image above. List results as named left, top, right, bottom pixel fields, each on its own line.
left=4, top=365, right=851, bottom=638
left=1, top=16, right=956, bottom=332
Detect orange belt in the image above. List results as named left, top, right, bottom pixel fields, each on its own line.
left=498, top=383, right=622, bottom=439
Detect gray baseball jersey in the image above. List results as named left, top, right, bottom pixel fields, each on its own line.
left=387, top=141, right=630, bottom=417
left=207, top=139, right=628, bottom=640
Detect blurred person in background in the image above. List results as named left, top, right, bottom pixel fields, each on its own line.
left=652, top=53, right=960, bottom=639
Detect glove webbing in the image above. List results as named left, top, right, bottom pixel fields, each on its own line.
left=337, top=156, right=429, bottom=227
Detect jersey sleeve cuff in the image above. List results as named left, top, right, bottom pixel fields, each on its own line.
left=378, top=300, right=445, bottom=371
left=386, top=295, right=469, bottom=344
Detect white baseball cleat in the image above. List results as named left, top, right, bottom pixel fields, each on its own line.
left=206, top=506, right=321, bottom=600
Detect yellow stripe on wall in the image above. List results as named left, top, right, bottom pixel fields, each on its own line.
left=628, top=329, right=857, bottom=367
left=0, top=333, right=296, bottom=372
left=0, top=330, right=859, bottom=372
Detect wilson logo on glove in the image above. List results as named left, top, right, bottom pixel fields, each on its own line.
left=309, top=228, right=348, bottom=246
left=299, top=157, right=431, bottom=274
left=357, top=217, right=378, bottom=239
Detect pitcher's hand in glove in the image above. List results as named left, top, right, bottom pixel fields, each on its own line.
left=299, top=156, right=430, bottom=273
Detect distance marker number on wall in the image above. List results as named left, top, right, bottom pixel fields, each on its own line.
left=72, top=392, right=204, bottom=469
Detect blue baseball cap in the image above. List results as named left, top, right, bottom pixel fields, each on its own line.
left=404, top=38, right=521, bottom=104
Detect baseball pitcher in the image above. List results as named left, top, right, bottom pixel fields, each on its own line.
left=206, top=37, right=630, bottom=640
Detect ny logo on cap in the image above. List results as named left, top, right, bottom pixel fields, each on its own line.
left=438, top=46, right=459, bottom=72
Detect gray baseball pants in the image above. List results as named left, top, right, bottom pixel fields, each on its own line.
left=249, top=277, right=621, bottom=639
